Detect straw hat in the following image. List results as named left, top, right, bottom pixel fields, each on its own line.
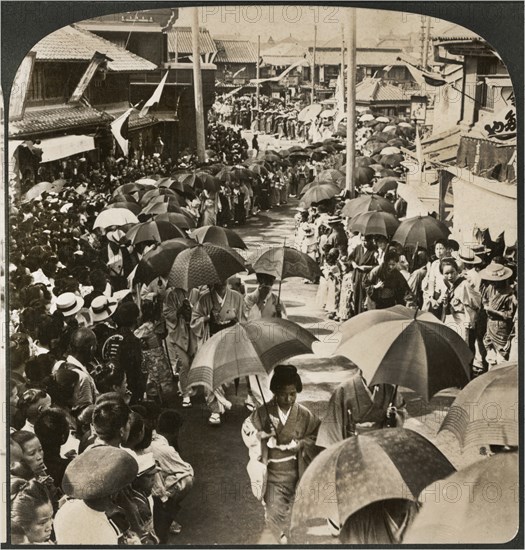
left=479, top=263, right=513, bottom=281
left=455, top=247, right=482, bottom=265
left=55, top=292, right=84, bottom=317
left=62, top=446, right=138, bottom=499
left=136, top=453, right=157, bottom=477
left=90, top=296, right=118, bottom=323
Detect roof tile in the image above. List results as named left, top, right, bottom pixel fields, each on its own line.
left=167, top=27, right=217, bottom=55
left=214, top=39, right=257, bottom=64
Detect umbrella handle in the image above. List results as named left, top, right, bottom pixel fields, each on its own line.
left=255, top=375, right=279, bottom=445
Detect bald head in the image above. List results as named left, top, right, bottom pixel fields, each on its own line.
left=69, top=327, right=97, bottom=360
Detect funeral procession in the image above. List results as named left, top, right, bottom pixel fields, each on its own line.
left=3, top=3, right=521, bottom=547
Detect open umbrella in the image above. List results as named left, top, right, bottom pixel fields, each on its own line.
left=194, top=172, right=221, bottom=192
left=373, top=176, right=399, bottom=194
left=190, top=225, right=247, bottom=250
left=113, top=183, right=145, bottom=196
left=438, top=362, right=518, bottom=450
left=300, top=184, right=340, bottom=207
left=126, top=220, right=187, bottom=245
left=300, top=181, right=340, bottom=196
left=341, top=194, right=396, bottom=218
left=111, top=193, right=138, bottom=204
left=141, top=200, right=185, bottom=217
left=354, top=166, right=376, bottom=186
left=168, top=243, right=246, bottom=290
left=404, top=453, right=518, bottom=544
left=93, top=208, right=139, bottom=230
left=153, top=212, right=196, bottom=229
left=288, top=145, right=306, bottom=153
left=392, top=215, right=450, bottom=250
left=355, top=156, right=374, bottom=167
left=263, top=152, right=282, bottom=163
left=290, top=428, right=455, bottom=543
left=186, top=319, right=318, bottom=392
left=140, top=188, right=177, bottom=206
left=380, top=146, right=402, bottom=155
left=317, top=169, right=345, bottom=185
left=249, top=164, right=268, bottom=177
left=334, top=306, right=472, bottom=401
left=359, top=114, right=375, bottom=122
left=156, top=178, right=196, bottom=198
left=23, top=180, right=65, bottom=202
left=347, top=211, right=400, bottom=238
left=252, top=245, right=321, bottom=283
left=298, top=103, right=323, bottom=122
left=135, top=177, right=157, bottom=185
left=381, top=153, right=404, bottom=168
left=103, top=202, right=141, bottom=216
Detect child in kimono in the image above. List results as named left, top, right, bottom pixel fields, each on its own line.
left=242, top=365, right=320, bottom=544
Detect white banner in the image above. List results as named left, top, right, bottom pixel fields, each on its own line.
left=40, top=134, right=96, bottom=163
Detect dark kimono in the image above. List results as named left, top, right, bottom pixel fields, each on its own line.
left=348, top=245, right=377, bottom=315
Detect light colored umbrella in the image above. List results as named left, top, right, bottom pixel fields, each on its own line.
left=398, top=122, right=413, bottom=128
left=93, top=208, right=139, bottom=230
left=300, top=184, right=340, bottom=207
left=187, top=319, right=318, bottom=392
left=290, top=428, right=455, bottom=544
left=298, top=103, right=323, bottom=122
left=376, top=116, right=390, bottom=123
left=359, top=114, right=375, bottom=122
left=380, top=146, right=402, bottom=155
left=126, top=220, right=187, bottom=245
left=335, top=306, right=472, bottom=401
left=135, top=177, right=157, bottom=185
left=439, top=362, right=518, bottom=450
left=404, top=453, right=518, bottom=544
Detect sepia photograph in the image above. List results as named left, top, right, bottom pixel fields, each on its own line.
left=2, top=2, right=522, bottom=547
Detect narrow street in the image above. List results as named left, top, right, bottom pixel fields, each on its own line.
left=170, top=200, right=474, bottom=545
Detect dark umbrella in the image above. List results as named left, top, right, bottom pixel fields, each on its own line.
left=348, top=211, right=400, bottom=238
left=140, top=188, right=177, bottom=206
left=113, top=183, right=145, bottom=196
left=291, top=428, right=456, bottom=543
left=141, top=202, right=186, bottom=216
left=111, top=193, right=138, bottom=204
left=191, top=225, right=247, bottom=250
left=354, top=166, right=375, bottom=186
left=355, top=156, right=374, bottom=167
left=194, top=172, right=221, bottom=192
left=381, top=153, right=404, bottom=168
left=126, top=220, right=187, bottom=245
left=288, top=145, right=305, bottom=153
left=317, top=169, right=345, bottom=185
left=342, top=194, right=396, bottom=218
left=168, top=243, right=247, bottom=290
left=134, top=238, right=197, bottom=284
left=439, top=362, right=518, bottom=450
left=157, top=177, right=196, bottom=198
left=335, top=306, right=472, bottom=401
left=373, top=176, right=399, bottom=194
left=153, top=212, right=196, bottom=229
left=393, top=216, right=450, bottom=250
left=300, top=184, right=340, bottom=207
left=300, top=181, right=340, bottom=196
left=249, top=164, right=268, bottom=177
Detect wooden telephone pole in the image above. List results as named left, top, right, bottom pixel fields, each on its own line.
left=191, top=7, right=206, bottom=162
left=345, top=8, right=356, bottom=196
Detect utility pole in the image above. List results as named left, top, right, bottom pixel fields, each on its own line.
left=311, top=25, right=317, bottom=104
left=256, top=35, right=260, bottom=114
left=345, top=8, right=356, bottom=196
left=340, top=24, right=345, bottom=98
left=191, top=7, right=206, bottom=162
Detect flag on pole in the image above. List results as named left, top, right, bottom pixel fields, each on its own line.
left=139, top=70, right=169, bottom=118
left=111, top=108, right=133, bottom=156
left=232, top=66, right=246, bottom=78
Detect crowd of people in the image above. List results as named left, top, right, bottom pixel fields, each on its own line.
left=8, top=99, right=519, bottom=546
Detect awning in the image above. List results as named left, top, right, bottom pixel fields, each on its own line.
left=40, top=134, right=96, bottom=163
left=484, top=77, right=513, bottom=88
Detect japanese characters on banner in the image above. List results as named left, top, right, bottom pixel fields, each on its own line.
left=483, top=91, right=516, bottom=141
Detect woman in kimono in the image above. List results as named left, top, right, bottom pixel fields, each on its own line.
left=316, top=371, right=407, bottom=449
left=200, top=190, right=218, bottom=226
left=347, top=234, right=377, bottom=316
left=242, top=365, right=320, bottom=544
left=191, top=281, right=245, bottom=425
left=163, top=287, right=196, bottom=407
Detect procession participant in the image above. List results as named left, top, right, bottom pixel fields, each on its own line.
left=347, top=234, right=378, bottom=316
left=163, top=287, right=196, bottom=408
left=422, top=238, right=454, bottom=316
left=191, top=281, right=245, bottom=425
left=323, top=216, right=348, bottom=258
left=88, top=295, right=118, bottom=361
left=364, top=250, right=414, bottom=310
left=317, top=372, right=407, bottom=449
left=241, top=365, right=320, bottom=544
left=407, top=250, right=429, bottom=309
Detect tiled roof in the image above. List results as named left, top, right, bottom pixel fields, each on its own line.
left=435, top=26, right=482, bottom=42
left=127, top=110, right=159, bottom=130
left=214, top=39, right=257, bottom=64
left=309, top=48, right=404, bottom=67
left=9, top=104, right=111, bottom=137
left=32, top=25, right=158, bottom=72
left=356, top=77, right=413, bottom=103
left=167, top=27, right=217, bottom=55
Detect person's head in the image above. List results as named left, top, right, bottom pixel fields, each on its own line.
left=34, top=407, right=70, bottom=453
left=383, top=250, right=400, bottom=274
left=10, top=333, right=31, bottom=372
left=24, top=355, right=55, bottom=389
left=375, top=235, right=388, bottom=250
left=10, top=436, right=32, bottom=479
left=92, top=395, right=131, bottom=446
left=434, top=239, right=449, bottom=260
left=46, top=363, right=79, bottom=407
left=92, top=362, right=128, bottom=399
left=157, top=409, right=183, bottom=448
left=11, top=479, right=53, bottom=543
left=211, top=281, right=228, bottom=296
left=413, top=250, right=428, bottom=271
left=123, top=411, right=146, bottom=451
left=69, top=327, right=98, bottom=362
left=76, top=405, right=95, bottom=439
left=270, top=365, right=302, bottom=411
left=11, top=431, right=46, bottom=477
left=18, top=389, right=52, bottom=425
left=112, top=301, right=140, bottom=329
left=440, top=257, right=460, bottom=284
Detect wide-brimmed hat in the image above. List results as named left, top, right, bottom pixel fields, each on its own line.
left=327, top=215, right=343, bottom=225
left=55, top=292, right=84, bottom=317
left=136, top=452, right=158, bottom=476
left=62, top=446, right=138, bottom=499
left=455, top=247, right=482, bottom=265
left=479, top=263, right=513, bottom=281
left=470, top=243, right=491, bottom=255
left=106, top=229, right=127, bottom=244
left=90, top=296, right=118, bottom=323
